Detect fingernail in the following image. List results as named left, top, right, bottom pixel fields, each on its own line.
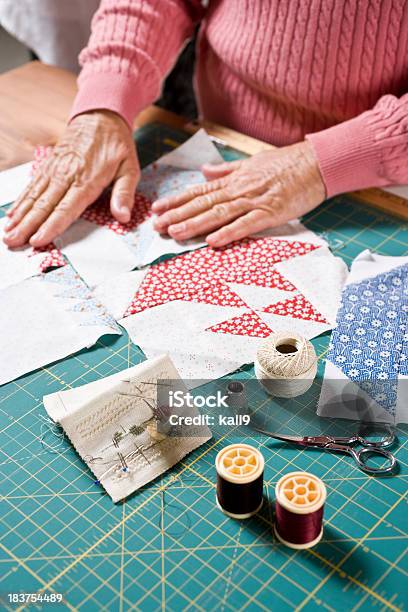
left=4, top=219, right=14, bottom=230
left=5, top=229, right=17, bottom=239
left=206, top=234, right=221, bottom=247
left=153, top=214, right=167, bottom=228
left=31, top=229, right=44, bottom=242
left=112, top=199, right=131, bottom=221
left=112, top=197, right=126, bottom=212
left=169, top=223, right=186, bottom=235
left=152, top=198, right=169, bottom=211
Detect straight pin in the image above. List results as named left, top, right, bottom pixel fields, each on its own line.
left=120, top=379, right=170, bottom=387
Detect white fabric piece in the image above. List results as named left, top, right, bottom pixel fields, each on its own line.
left=123, top=301, right=245, bottom=338
left=93, top=270, right=148, bottom=320
left=139, top=346, right=243, bottom=388
left=0, top=265, right=121, bottom=386
left=0, top=218, right=59, bottom=289
left=134, top=217, right=207, bottom=267
left=396, top=375, right=408, bottom=424
left=0, top=0, right=99, bottom=72
left=227, top=284, right=296, bottom=312
left=256, top=220, right=327, bottom=247
left=275, top=246, right=348, bottom=325
left=119, top=299, right=329, bottom=384
left=43, top=354, right=212, bottom=502
left=156, top=129, right=224, bottom=169
left=317, top=361, right=395, bottom=423
left=345, top=250, right=408, bottom=283
left=137, top=167, right=205, bottom=203
left=57, top=219, right=138, bottom=287
left=258, top=312, right=332, bottom=339
left=0, top=244, right=40, bottom=290
left=383, top=185, right=408, bottom=199
left=0, top=162, right=32, bottom=207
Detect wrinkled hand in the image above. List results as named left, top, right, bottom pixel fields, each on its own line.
left=152, top=141, right=326, bottom=247
left=3, top=110, right=140, bottom=248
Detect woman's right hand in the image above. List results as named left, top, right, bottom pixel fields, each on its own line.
left=3, top=109, right=140, bottom=248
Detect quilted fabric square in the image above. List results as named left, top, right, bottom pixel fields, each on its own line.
left=322, top=256, right=408, bottom=419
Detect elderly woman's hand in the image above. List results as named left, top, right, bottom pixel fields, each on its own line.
left=3, top=110, right=140, bottom=248
left=152, top=141, right=326, bottom=247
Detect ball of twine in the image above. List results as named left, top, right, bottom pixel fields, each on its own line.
left=255, top=331, right=317, bottom=398
left=257, top=331, right=316, bottom=377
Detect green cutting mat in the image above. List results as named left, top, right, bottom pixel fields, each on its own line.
left=0, top=123, right=407, bottom=612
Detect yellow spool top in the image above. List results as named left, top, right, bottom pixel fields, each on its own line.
left=275, top=471, right=326, bottom=514
left=216, top=444, right=264, bottom=484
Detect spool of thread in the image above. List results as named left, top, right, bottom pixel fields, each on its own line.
left=274, top=471, right=326, bottom=549
left=255, top=331, right=317, bottom=398
left=215, top=444, right=264, bottom=519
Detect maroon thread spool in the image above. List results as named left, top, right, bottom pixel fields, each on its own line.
left=274, top=471, right=327, bottom=549
left=216, top=444, right=264, bottom=519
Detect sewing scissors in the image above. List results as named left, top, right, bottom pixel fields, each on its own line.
left=254, top=427, right=398, bottom=475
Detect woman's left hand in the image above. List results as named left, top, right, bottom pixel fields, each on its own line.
left=152, top=140, right=326, bottom=247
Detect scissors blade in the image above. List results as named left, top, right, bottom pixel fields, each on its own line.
left=254, top=427, right=331, bottom=448
left=253, top=428, right=310, bottom=446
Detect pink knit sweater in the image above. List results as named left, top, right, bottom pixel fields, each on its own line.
left=70, top=0, right=408, bottom=198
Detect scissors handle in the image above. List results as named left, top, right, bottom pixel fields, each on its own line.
left=332, top=431, right=396, bottom=449
left=349, top=446, right=397, bottom=475
left=355, top=424, right=396, bottom=448
left=355, top=433, right=395, bottom=449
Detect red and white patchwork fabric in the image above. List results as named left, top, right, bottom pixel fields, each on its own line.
left=125, top=276, right=247, bottom=316
left=205, top=311, right=273, bottom=338
left=31, top=245, right=66, bottom=272
left=81, top=192, right=152, bottom=235
left=262, top=293, right=329, bottom=324
left=122, top=237, right=332, bottom=344
left=124, top=238, right=317, bottom=318
left=118, top=230, right=343, bottom=382
left=216, top=237, right=316, bottom=270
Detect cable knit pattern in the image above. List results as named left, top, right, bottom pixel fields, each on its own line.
left=306, top=94, right=408, bottom=196
left=70, top=0, right=408, bottom=197
left=72, top=0, right=200, bottom=126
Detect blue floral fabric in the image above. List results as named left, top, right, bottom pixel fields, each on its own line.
left=327, top=263, right=408, bottom=414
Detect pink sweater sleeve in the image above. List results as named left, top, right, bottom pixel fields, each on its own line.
left=69, top=0, right=202, bottom=128
left=306, top=94, right=408, bottom=198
